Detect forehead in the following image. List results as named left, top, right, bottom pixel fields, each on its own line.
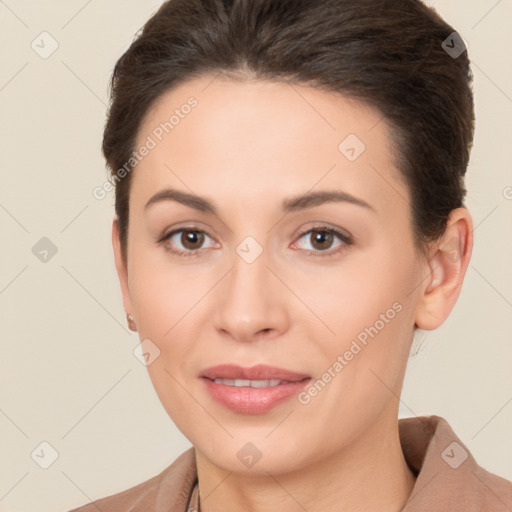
left=131, top=73, right=408, bottom=219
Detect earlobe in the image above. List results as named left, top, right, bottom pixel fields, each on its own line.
left=112, top=219, right=134, bottom=323
left=415, top=208, right=473, bottom=330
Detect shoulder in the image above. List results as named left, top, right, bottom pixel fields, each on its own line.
left=67, top=447, right=197, bottom=512
left=400, top=415, right=512, bottom=511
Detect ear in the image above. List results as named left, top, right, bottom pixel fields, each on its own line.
left=112, top=219, right=134, bottom=323
left=415, top=207, right=473, bottom=330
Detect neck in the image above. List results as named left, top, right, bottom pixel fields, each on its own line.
left=195, top=411, right=417, bottom=512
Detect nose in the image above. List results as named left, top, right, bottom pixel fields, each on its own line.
left=212, top=243, right=290, bottom=344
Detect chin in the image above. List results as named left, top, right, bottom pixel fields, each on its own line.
left=193, top=431, right=318, bottom=476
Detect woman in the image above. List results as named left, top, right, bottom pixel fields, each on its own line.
left=70, top=0, right=512, bottom=510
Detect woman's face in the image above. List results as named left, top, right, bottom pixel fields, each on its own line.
left=115, top=73, right=429, bottom=474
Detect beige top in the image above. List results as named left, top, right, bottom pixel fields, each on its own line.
left=68, top=415, right=512, bottom=511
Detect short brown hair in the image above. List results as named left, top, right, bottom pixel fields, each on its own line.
left=102, top=0, right=474, bottom=258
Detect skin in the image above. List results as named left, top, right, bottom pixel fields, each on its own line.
left=112, top=72, right=473, bottom=512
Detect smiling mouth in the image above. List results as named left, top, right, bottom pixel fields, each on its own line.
left=201, top=377, right=312, bottom=414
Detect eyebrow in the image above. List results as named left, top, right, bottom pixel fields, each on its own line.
left=145, top=188, right=375, bottom=214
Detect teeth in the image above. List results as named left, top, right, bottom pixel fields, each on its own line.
left=213, top=378, right=283, bottom=387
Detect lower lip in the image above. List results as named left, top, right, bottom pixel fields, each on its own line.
left=202, top=378, right=311, bottom=414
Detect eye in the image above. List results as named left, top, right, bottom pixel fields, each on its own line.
left=158, top=228, right=217, bottom=257
left=291, top=225, right=353, bottom=256
left=158, top=224, right=353, bottom=258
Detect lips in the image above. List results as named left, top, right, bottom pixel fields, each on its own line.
left=200, top=364, right=311, bottom=414
left=200, top=364, right=310, bottom=382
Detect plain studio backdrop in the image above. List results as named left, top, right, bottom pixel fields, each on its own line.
left=1, top=1, right=511, bottom=511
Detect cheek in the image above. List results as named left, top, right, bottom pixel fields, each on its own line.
left=295, top=248, right=414, bottom=342
left=130, top=263, right=204, bottom=423
left=128, top=252, right=210, bottom=335
left=144, top=358, right=202, bottom=440
left=127, top=264, right=198, bottom=405
left=297, top=244, right=417, bottom=395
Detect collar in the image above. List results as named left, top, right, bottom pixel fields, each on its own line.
left=155, top=415, right=512, bottom=511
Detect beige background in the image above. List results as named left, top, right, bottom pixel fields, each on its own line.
left=0, top=1, right=511, bottom=511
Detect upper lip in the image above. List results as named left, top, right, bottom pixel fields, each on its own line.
left=200, top=364, right=310, bottom=382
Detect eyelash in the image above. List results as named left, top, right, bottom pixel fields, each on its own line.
left=157, top=225, right=353, bottom=258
